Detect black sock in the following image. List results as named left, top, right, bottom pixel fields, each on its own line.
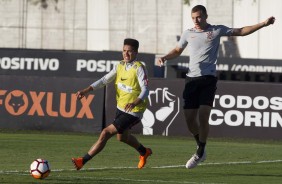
left=194, top=134, right=200, bottom=146
left=137, top=144, right=146, bottom=156
left=196, top=141, right=206, bottom=157
left=82, top=153, right=93, bottom=164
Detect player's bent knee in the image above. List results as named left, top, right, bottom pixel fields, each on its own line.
left=116, top=135, right=128, bottom=143
left=100, top=129, right=114, bottom=140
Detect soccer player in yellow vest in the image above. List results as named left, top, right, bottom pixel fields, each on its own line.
left=72, top=38, right=152, bottom=170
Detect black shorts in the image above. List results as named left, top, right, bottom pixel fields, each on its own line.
left=112, top=109, right=141, bottom=134
left=183, top=75, right=218, bottom=109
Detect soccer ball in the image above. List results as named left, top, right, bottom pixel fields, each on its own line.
left=30, top=158, right=51, bottom=179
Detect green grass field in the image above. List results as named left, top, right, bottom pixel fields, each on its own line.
left=0, top=130, right=282, bottom=184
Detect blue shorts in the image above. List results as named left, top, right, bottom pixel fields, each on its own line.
left=183, top=75, right=217, bottom=109
left=112, top=109, right=141, bottom=133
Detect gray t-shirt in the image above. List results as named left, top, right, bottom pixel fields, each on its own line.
left=178, top=24, right=233, bottom=77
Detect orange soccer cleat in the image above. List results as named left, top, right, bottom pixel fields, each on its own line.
left=71, top=157, right=84, bottom=170
left=138, top=148, right=152, bottom=169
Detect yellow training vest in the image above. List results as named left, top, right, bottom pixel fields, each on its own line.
left=115, top=61, right=148, bottom=112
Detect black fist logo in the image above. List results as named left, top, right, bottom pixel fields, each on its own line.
left=141, top=87, right=180, bottom=135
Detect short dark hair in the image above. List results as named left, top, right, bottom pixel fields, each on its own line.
left=124, top=38, right=139, bottom=51
left=191, top=5, right=207, bottom=16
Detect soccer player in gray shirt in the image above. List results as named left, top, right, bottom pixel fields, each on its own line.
left=157, top=5, right=275, bottom=169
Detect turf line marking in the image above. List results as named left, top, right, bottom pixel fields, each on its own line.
left=1, top=159, right=282, bottom=174
left=152, top=159, right=282, bottom=168
left=257, top=160, right=282, bottom=163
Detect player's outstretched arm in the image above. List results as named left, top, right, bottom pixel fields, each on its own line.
left=232, top=16, right=275, bottom=36
left=76, top=86, right=94, bottom=100
left=76, top=67, right=116, bottom=100
left=157, top=46, right=184, bottom=67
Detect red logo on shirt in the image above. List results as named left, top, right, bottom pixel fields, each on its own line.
left=206, top=31, right=213, bottom=40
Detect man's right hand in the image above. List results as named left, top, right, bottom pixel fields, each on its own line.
left=157, top=57, right=166, bottom=67
left=76, top=86, right=93, bottom=100
left=76, top=91, right=86, bottom=100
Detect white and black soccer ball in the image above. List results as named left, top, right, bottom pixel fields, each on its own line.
left=30, top=158, right=51, bottom=179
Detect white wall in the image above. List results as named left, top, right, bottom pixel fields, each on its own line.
left=233, top=0, right=281, bottom=59
left=0, top=0, right=22, bottom=48
left=258, top=0, right=282, bottom=59
left=87, top=0, right=109, bottom=51
left=233, top=0, right=259, bottom=58
left=0, top=0, right=281, bottom=60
